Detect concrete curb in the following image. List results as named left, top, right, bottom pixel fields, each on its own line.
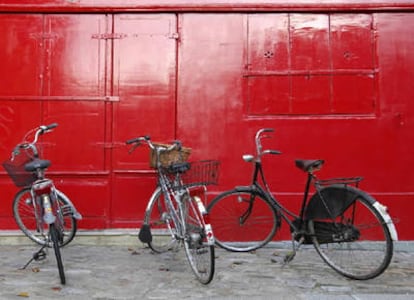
left=0, top=229, right=140, bottom=246
left=1, top=230, right=413, bottom=251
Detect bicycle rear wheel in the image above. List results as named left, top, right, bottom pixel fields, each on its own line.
left=49, top=223, right=66, bottom=284
left=13, top=188, right=77, bottom=247
left=145, top=188, right=179, bottom=253
left=207, top=188, right=279, bottom=252
left=183, top=194, right=215, bottom=284
left=310, top=192, right=393, bottom=280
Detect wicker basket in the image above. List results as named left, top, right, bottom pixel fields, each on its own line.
left=149, top=142, right=191, bottom=168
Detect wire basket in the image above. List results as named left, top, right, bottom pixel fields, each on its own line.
left=149, top=142, right=192, bottom=168
left=2, top=151, right=37, bottom=187
left=181, top=160, right=220, bottom=187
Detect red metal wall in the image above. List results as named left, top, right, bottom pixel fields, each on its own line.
left=0, top=1, right=413, bottom=240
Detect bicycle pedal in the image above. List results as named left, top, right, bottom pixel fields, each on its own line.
left=283, top=251, right=296, bottom=264
left=34, top=250, right=47, bottom=261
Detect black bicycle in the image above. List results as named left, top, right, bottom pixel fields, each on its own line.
left=3, top=123, right=82, bottom=284
left=207, top=128, right=398, bottom=280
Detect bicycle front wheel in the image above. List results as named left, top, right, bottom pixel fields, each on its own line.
left=49, top=223, right=66, bottom=284
left=207, top=188, right=279, bottom=252
left=183, top=194, right=215, bottom=284
left=13, top=188, right=77, bottom=247
left=310, top=192, right=393, bottom=280
left=145, top=188, right=179, bottom=253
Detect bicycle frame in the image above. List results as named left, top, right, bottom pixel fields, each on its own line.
left=158, top=169, right=187, bottom=240
left=243, top=159, right=311, bottom=235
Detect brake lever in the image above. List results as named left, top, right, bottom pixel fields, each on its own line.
left=128, top=142, right=141, bottom=154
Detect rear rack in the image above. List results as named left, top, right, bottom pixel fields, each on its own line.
left=315, top=177, right=363, bottom=188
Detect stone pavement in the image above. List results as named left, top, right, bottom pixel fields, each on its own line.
left=0, top=232, right=413, bottom=300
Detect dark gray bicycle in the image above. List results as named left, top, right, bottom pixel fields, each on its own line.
left=207, top=128, right=398, bottom=280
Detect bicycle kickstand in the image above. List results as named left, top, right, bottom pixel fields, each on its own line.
left=283, top=234, right=304, bottom=265
left=20, top=244, right=48, bottom=270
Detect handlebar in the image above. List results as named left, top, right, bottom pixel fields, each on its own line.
left=11, top=123, right=58, bottom=160
left=246, top=128, right=281, bottom=163
left=126, top=135, right=182, bottom=153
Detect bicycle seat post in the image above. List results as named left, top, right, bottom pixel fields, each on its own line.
left=298, top=171, right=315, bottom=224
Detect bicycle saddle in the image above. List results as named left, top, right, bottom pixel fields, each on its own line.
left=295, top=159, right=324, bottom=173
left=167, top=162, right=190, bottom=174
left=25, top=159, right=51, bottom=172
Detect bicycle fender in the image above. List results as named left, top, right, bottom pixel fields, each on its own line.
left=305, top=185, right=361, bottom=220
left=234, top=185, right=262, bottom=194
left=373, top=201, right=399, bottom=241
left=306, top=185, right=399, bottom=241
left=55, top=189, right=83, bottom=220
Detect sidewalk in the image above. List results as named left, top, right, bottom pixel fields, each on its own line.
left=0, top=231, right=413, bottom=299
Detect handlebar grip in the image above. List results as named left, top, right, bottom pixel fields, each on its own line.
left=269, top=150, right=282, bottom=155
left=126, top=138, right=139, bottom=145
left=46, top=123, right=58, bottom=130
left=126, top=135, right=150, bottom=145
left=262, top=128, right=274, bottom=133
left=39, top=123, right=58, bottom=134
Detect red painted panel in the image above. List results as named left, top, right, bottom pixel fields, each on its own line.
left=111, top=174, right=157, bottom=228
left=332, top=75, right=375, bottom=113
left=291, top=75, right=330, bottom=114
left=247, top=76, right=290, bottom=114
left=50, top=176, right=110, bottom=229
left=177, top=13, right=245, bottom=162
left=331, top=14, right=374, bottom=69
left=112, top=14, right=177, bottom=171
left=42, top=101, right=106, bottom=171
left=44, top=14, right=108, bottom=97
left=0, top=101, right=42, bottom=161
left=247, top=14, right=289, bottom=71
left=290, top=14, right=330, bottom=70
left=0, top=14, right=43, bottom=95
left=109, top=14, right=177, bottom=226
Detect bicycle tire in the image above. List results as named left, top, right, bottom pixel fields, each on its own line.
left=182, top=194, right=215, bottom=284
left=145, top=188, right=180, bottom=253
left=207, top=187, right=279, bottom=252
left=13, top=188, right=77, bottom=247
left=310, top=189, right=393, bottom=280
left=49, top=223, right=66, bottom=284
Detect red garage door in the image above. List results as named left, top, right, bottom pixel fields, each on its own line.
left=0, top=13, right=177, bottom=228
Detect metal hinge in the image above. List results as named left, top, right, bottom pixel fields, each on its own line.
left=169, top=32, right=180, bottom=40
left=91, top=33, right=127, bottom=40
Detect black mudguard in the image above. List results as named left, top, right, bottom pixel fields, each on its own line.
left=305, top=184, right=373, bottom=220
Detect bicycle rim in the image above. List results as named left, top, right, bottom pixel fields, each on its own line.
left=311, top=195, right=393, bottom=280
left=145, top=189, right=179, bottom=253
left=50, top=223, right=66, bottom=284
left=207, top=189, right=278, bottom=252
left=13, top=188, right=77, bottom=247
left=183, top=195, right=215, bottom=284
